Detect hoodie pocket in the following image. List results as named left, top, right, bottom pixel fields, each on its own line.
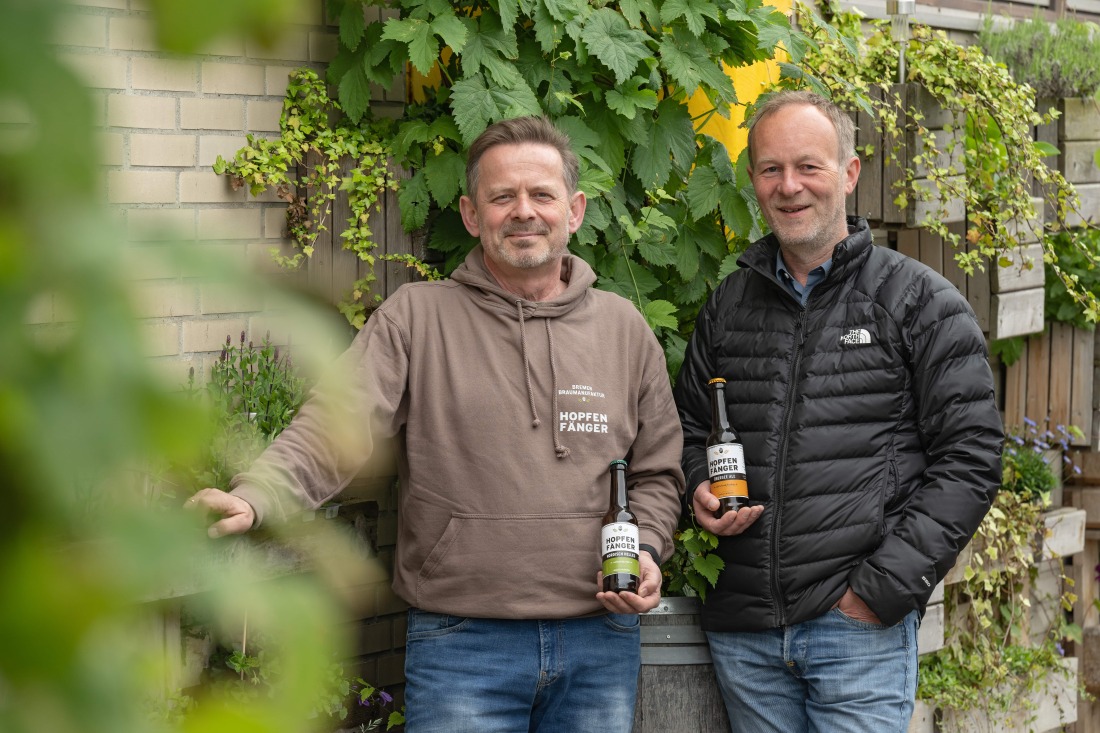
left=416, top=512, right=606, bottom=617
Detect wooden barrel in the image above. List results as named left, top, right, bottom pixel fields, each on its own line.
left=633, top=596, right=731, bottom=732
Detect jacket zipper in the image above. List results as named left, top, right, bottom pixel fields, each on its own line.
left=771, top=309, right=806, bottom=627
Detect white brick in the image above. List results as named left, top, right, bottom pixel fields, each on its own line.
left=246, top=100, right=282, bottom=132
left=99, top=132, right=124, bottom=166
left=133, top=282, right=197, bottom=317
left=264, top=207, right=290, bottom=238
left=107, top=94, right=176, bottom=129
left=108, top=16, right=159, bottom=52
left=185, top=244, right=249, bottom=278
left=140, top=322, right=181, bottom=357
left=245, top=31, right=310, bottom=62
left=181, top=98, right=245, bottom=130
left=197, top=209, right=262, bottom=240
left=108, top=170, right=177, bottom=204
left=127, top=209, right=196, bottom=242
left=54, top=13, right=108, bottom=48
left=183, top=317, right=249, bottom=352
left=130, top=133, right=197, bottom=167
left=309, top=32, right=339, bottom=63
left=132, top=58, right=198, bottom=93
left=147, top=356, right=199, bottom=390
left=123, top=245, right=183, bottom=279
left=200, top=283, right=264, bottom=314
left=88, top=91, right=107, bottom=127
left=289, top=0, right=325, bottom=25
left=201, top=62, right=265, bottom=95
left=197, top=35, right=245, bottom=57
left=180, top=171, right=249, bottom=203
left=249, top=314, right=299, bottom=347
left=265, top=65, right=298, bottom=96
left=199, top=133, right=266, bottom=167
left=249, top=240, right=297, bottom=274
left=60, top=53, right=127, bottom=90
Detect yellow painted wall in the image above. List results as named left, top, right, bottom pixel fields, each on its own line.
left=689, top=0, right=792, bottom=161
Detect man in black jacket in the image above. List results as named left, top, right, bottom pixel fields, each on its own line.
left=674, top=90, right=1003, bottom=732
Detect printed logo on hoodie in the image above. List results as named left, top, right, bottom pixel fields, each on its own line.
left=558, top=384, right=610, bottom=434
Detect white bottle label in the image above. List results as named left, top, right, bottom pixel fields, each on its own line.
left=601, top=522, right=640, bottom=576
left=707, top=443, right=746, bottom=479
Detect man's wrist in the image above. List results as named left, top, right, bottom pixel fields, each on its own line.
left=639, top=543, right=661, bottom=566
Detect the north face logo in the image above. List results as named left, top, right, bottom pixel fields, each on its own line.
left=840, top=328, right=871, bottom=345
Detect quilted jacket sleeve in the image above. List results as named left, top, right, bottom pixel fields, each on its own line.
left=849, top=269, right=1003, bottom=625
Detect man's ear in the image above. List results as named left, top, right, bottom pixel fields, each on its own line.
left=843, top=155, right=861, bottom=195
left=459, top=195, right=480, bottom=237
left=567, top=191, right=587, bottom=234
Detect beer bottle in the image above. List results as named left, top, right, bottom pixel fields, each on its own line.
left=706, top=378, right=750, bottom=517
left=601, top=459, right=640, bottom=593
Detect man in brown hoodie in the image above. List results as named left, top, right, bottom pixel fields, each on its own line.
left=189, top=116, right=685, bottom=732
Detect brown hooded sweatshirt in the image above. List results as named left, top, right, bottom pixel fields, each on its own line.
left=230, top=245, right=685, bottom=619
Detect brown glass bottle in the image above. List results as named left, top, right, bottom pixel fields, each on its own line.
left=601, top=459, right=640, bottom=593
left=706, top=378, right=750, bottom=517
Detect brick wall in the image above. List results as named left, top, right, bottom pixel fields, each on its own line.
left=57, top=0, right=382, bottom=386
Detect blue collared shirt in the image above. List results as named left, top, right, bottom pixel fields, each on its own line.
left=776, top=250, right=833, bottom=307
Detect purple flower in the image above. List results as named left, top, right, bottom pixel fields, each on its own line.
left=1023, top=416, right=1037, bottom=427
left=379, top=691, right=393, bottom=705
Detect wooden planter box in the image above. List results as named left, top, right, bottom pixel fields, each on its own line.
left=1057, top=98, right=1100, bottom=228
left=938, top=656, right=1078, bottom=733
left=847, top=83, right=964, bottom=229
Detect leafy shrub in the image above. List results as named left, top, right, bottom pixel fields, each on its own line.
left=1045, top=227, right=1100, bottom=330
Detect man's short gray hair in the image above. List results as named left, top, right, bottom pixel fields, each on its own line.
left=746, top=90, right=856, bottom=168
left=465, top=116, right=580, bottom=199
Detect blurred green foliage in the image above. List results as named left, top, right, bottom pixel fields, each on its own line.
left=0, top=2, right=364, bottom=732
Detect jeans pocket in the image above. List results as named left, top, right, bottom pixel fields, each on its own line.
left=406, top=608, right=472, bottom=641
left=830, top=606, right=890, bottom=630
left=603, top=611, right=640, bottom=633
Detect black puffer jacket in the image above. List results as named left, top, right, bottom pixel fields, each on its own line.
left=674, top=218, right=1003, bottom=631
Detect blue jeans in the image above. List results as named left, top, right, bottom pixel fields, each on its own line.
left=403, top=609, right=641, bottom=733
left=706, top=608, right=919, bottom=733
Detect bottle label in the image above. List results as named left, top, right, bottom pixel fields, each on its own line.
left=601, top=522, right=640, bottom=577
left=707, top=443, right=749, bottom=499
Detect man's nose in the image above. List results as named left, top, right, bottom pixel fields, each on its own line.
left=777, top=169, right=803, bottom=196
left=511, top=194, right=536, bottom=218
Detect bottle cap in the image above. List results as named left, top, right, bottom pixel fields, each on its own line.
left=609, top=459, right=628, bottom=468
left=707, top=377, right=727, bottom=385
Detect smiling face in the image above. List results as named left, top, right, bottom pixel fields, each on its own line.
left=748, top=103, right=860, bottom=260
left=459, top=142, right=586, bottom=277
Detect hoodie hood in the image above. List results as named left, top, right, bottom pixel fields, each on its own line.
left=449, top=245, right=601, bottom=458
left=449, top=245, right=598, bottom=319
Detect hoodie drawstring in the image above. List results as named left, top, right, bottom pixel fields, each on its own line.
left=515, top=300, right=570, bottom=459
